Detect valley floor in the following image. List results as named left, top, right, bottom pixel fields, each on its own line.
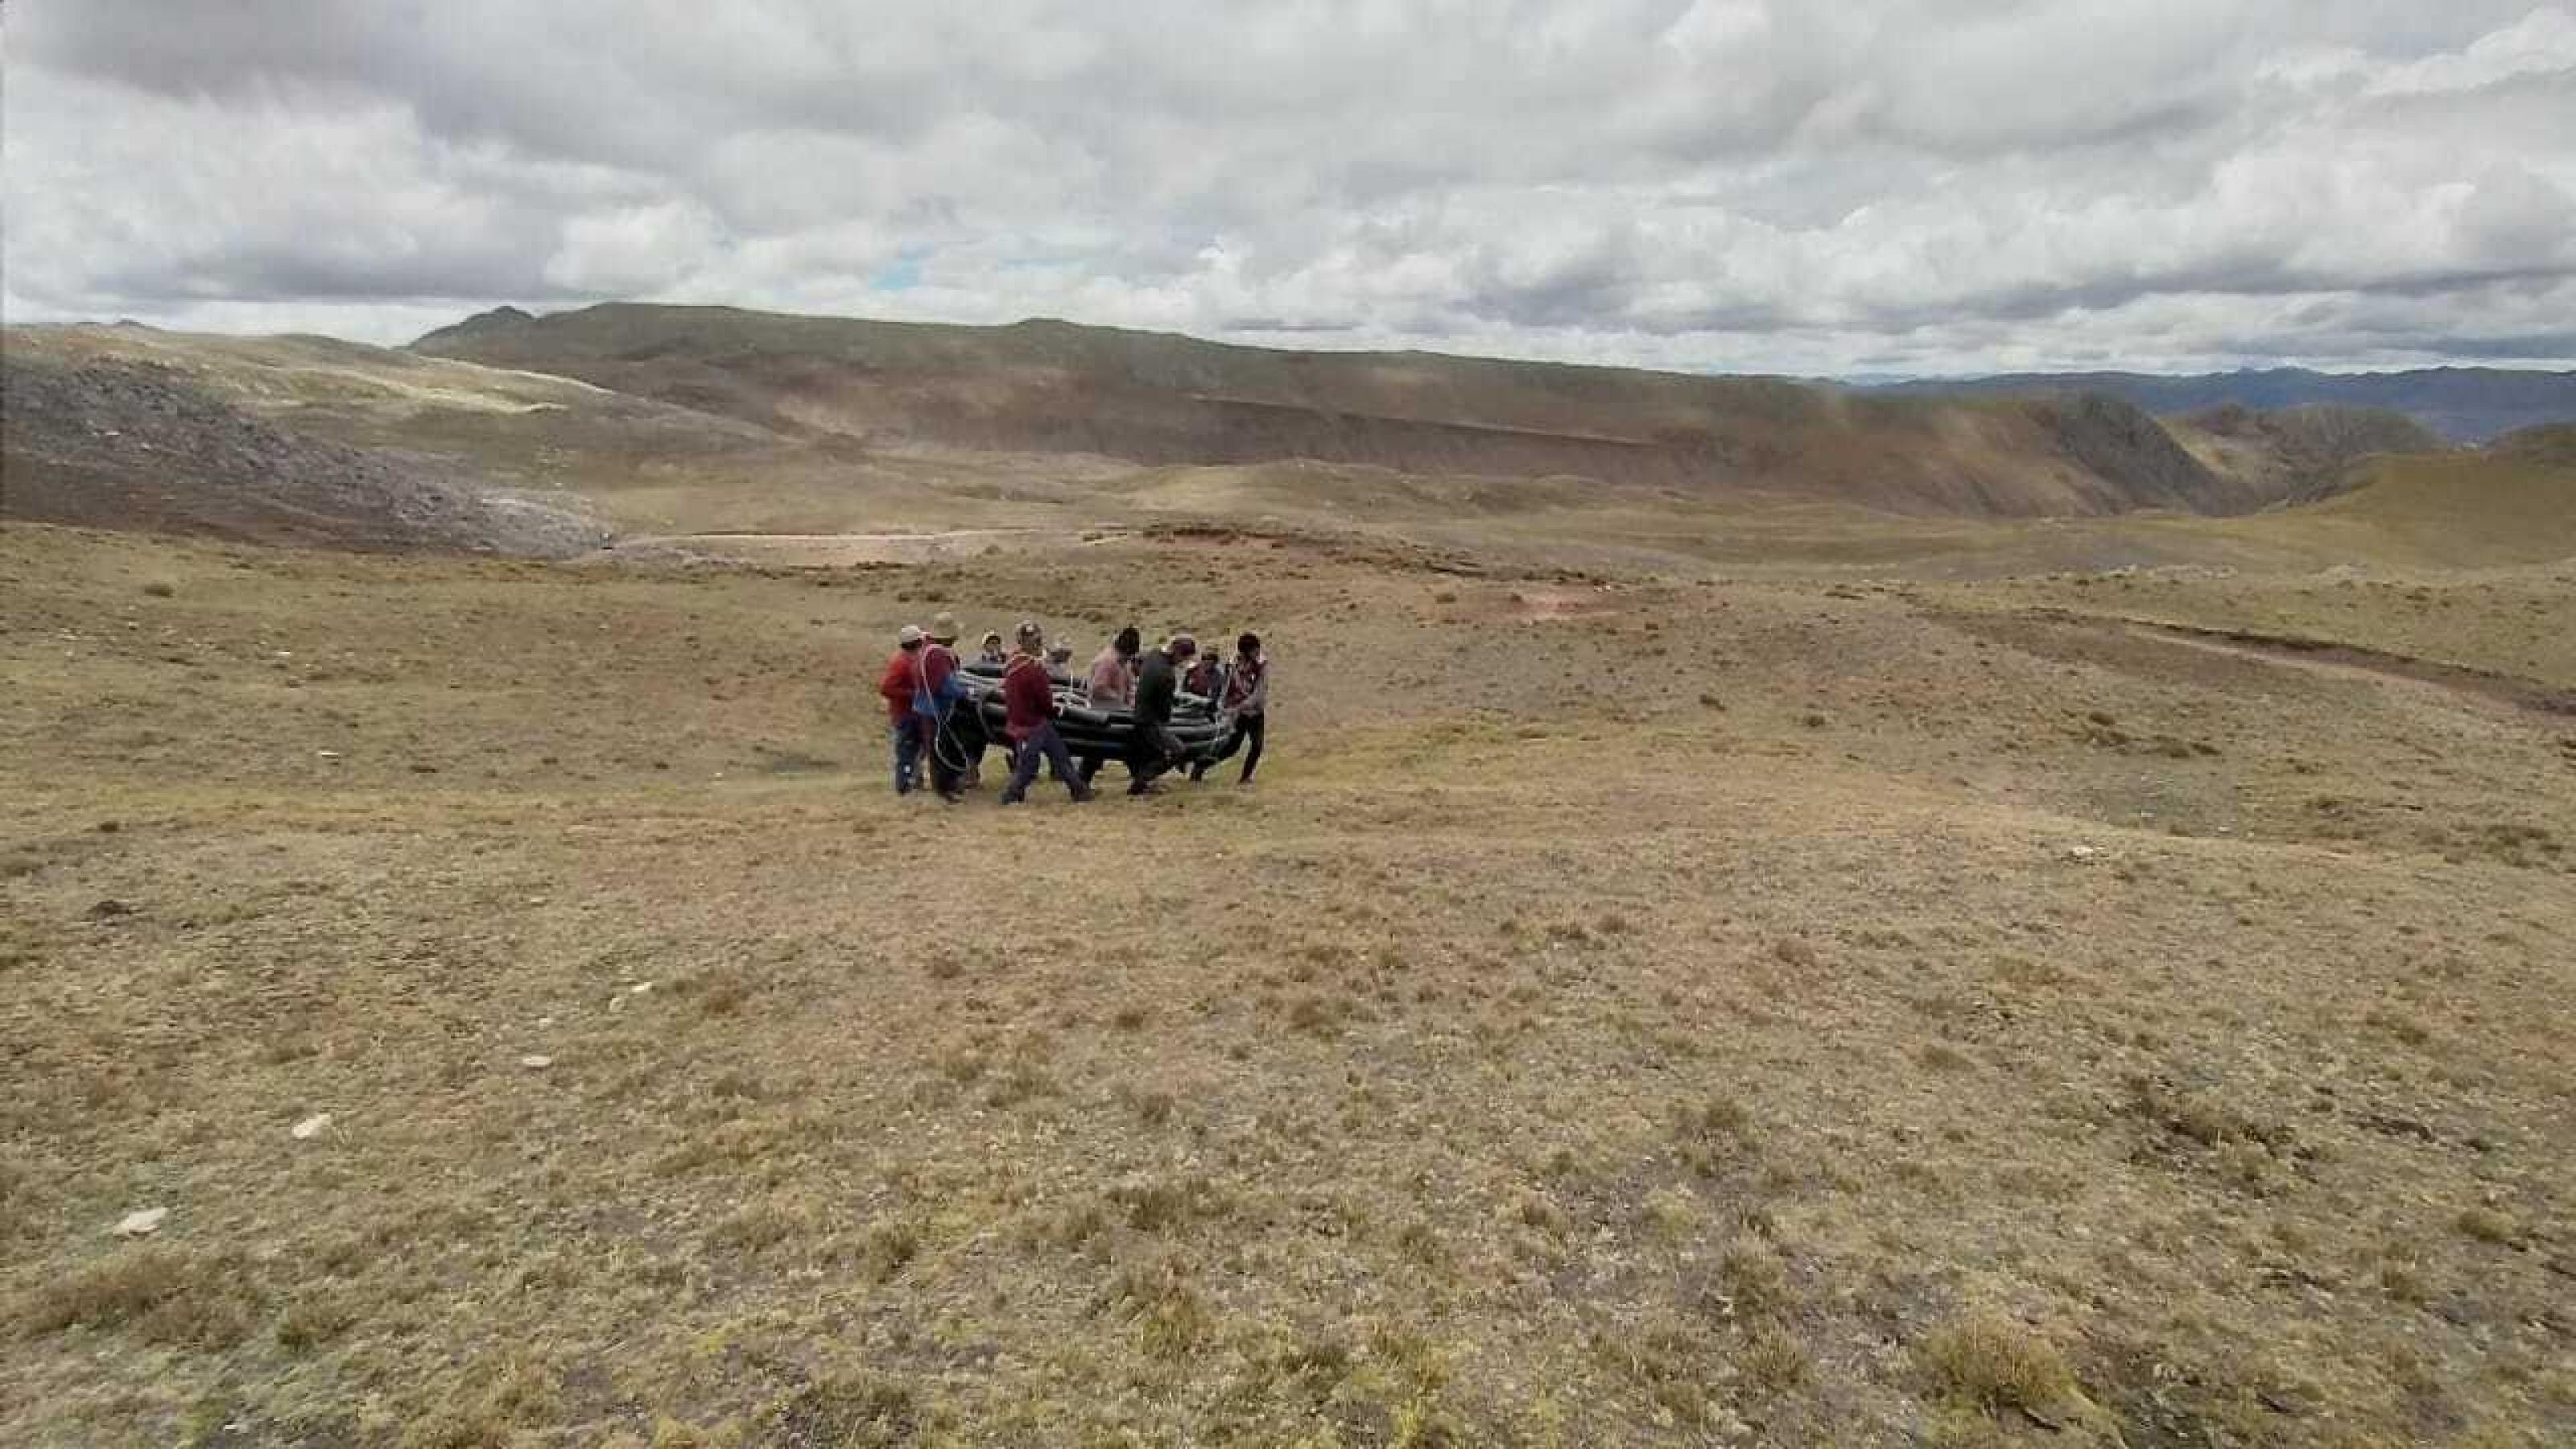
left=3, top=525, right=2571, bottom=1447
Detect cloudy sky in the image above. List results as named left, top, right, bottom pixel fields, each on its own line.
left=6, top=2, right=2574, bottom=375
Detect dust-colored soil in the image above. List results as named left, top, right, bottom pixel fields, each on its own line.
left=5, top=521, right=2571, bottom=1448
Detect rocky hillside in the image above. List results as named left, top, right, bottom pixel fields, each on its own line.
left=2165, top=403, right=2443, bottom=505
left=1, top=356, right=610, bottom=556
left=417, top=303, right=2267, bottom=518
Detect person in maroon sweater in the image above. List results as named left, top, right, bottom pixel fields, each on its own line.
left=999, top=621, right=1095, bottom=805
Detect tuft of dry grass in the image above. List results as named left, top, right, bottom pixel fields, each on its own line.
left=1740, top=1321, right=1811, bottom=1393
left=1919, top=1313, right=2083, bottom=1415
left=753, top=1371, right=919, bottom=1449
left=19, top=1248, right=264, bottom=1349
left=1717, top=1235, right=1793, bottom=1319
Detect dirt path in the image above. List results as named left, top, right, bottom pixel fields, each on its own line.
left=2116, top=617, right=2576, bottom=718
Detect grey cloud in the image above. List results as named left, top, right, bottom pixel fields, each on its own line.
left=6, top=2, right=2574, bottom=372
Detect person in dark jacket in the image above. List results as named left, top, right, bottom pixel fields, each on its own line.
left=1193, top=632, right=1270, bottom=784
left=1125, top=633, right=1195, bottom=795
left=877, top=624, right=927, bottom=795
left=998, top=621, right=1093, bottom=804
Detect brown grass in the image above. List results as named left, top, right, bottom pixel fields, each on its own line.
left=3, top=521, right=2570, bottom=1446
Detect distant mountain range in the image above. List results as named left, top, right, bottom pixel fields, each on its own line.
left=1861, top=368, right=2576, bottom=444
left=407, top=303, right=2471, bottom=518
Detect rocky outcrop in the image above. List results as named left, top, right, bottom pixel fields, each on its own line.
left=2, top=357, right=609, bottom=556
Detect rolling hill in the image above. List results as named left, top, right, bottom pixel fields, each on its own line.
left=415, top=303, right=2285, bottom=519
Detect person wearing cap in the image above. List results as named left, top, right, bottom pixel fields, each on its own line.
left=1193, top=631, right=1271, bottom=785
left=998, top=621, right=1094, bottom=805
left=877, top=624, right=927, bottom=795
left=1125, top=632, right=1196, bottom=795
left=914, top=612, right=968, bottom=801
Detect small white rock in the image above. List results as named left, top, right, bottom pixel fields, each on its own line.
left=114, top=1207, right=168, bottom=1237
left=536, top=1015, right=555, bottom=1028
left=2067, top=844, right=2099, bottom=861
left=316, top=749, right=342, bottom=760
left=291, top=1113, right=332, bottom=1140
left=630, top=981, right=653, bottom=995
left=520, top=1054, right=554, bottom=1071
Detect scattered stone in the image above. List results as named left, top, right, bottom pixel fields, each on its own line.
left=87, top=898, right=136, bottom=920
left=520, top=1055, right=554, bottom=1071
left=291, top=1113, right=333, bottom=1140
left=630, top=981, right=653, bottom=995
left=94, top=820, right=121, bottom=834
left=316, top=749, right=342, bottom=760
left=114, top=1207, right=168, bottom=1237
left=2066, top=845, right=2099, bottom=861
left=536, top=1015, right=555, bottom=1028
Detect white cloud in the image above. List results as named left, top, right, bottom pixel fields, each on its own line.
left=5, top=1, right=2573, bottom=369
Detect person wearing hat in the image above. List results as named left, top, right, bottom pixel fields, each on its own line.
left=977, top=630, right=1009, bottom=668
left=877, top=623, right=928, bottom=795
left=913, top=612, right=968, bottom=801
left=1125, top=632, right=1196, bottom=795
left=998, top=621, right=1095, bottom=805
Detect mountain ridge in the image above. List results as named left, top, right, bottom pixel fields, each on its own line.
left=415, top=302, right=2314, bottom=519
left=1864, top=365, right=2575, bottom=443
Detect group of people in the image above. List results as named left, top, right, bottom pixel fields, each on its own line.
left=875, top=610, right=1271, bottom=805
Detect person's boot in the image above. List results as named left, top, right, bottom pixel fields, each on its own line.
left=1188, top=761, right=1208, bottom=782
left=1070, top=784, right=1097, bottom=803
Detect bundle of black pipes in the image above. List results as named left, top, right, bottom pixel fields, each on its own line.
left=944, top=660, right=1228, bottom=767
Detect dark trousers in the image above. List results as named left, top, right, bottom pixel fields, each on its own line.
left=891, top=718, right=923, bottom=794
left=1203, top=712, right=1265, bottom=781
left=1001, top=722, right=1084, bottom=802
left=1127, top=722, right=1183, bottom=791
left=921, top=712, right=962, bottom=796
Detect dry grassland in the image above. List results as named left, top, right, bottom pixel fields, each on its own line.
left=4, top=523, right=2571, bottom=1447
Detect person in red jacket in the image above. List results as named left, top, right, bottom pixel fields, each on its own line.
left=877, top=624, right=926, bottom=795
left=999, top=621, right=1094, bottom=805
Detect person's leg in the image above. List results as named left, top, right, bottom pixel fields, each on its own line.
left=925, top=714, right=961, bottom=798
left=1190, top=711, right=1241, bottom=778
left=894, top=720, right=920, bottom=794
left=1127, top=725, right=1176, bottom=793
left=1238, top=712, right=1265, bottom=782
left=999, top=731, right=1044, bottom=803
left=1193, top=716, right=1242, bottom=781
left=1039, top=726, right=1090, bottom=799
